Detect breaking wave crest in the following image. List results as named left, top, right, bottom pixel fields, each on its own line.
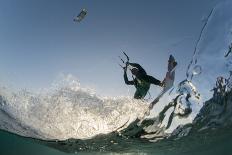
left=0, top=74, right=149, bottom=140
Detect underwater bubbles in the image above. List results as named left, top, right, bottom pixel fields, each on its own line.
left=192, top=65, right=202, bottom=75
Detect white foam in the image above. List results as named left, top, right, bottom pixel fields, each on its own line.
left=0, top=74, right=149, bottom=140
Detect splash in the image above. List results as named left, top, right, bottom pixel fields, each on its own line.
left=149, top=0, right=232, bottom=134
left=186, top=0, right=232, bottom=102
left=0, top=74, right=149, bottom=140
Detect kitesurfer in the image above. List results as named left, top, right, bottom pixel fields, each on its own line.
left=119, top=52, right=165, bottom=99
left=123, top=62, right=164, bottom=99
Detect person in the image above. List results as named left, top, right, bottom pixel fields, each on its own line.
left=123, top=62, right=164, bottom=99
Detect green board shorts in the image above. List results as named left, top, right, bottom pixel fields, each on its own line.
left=134, top=79, right=150, bottom=99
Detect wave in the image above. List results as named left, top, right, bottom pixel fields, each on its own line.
left=0, top=74, right=149, bottom=140
left=0, top=1, right=232, bottom=152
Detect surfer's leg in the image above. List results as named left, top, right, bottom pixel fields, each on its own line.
left=134, top=88, right=148, bottom=99
left=134, top=90, right=142, bottom=99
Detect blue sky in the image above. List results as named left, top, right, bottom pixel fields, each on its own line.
left=0, top=0, right=217, bottom=97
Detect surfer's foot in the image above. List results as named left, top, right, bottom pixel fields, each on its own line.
left=173, top=61, right=177, bottom=68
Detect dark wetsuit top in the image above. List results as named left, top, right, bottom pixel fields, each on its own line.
left=124, top=63, right=161, bottom=99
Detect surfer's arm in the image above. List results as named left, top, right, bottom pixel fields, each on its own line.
left=146, top=75, right=162, bottom=86
left=124, top=70, right=134, bottom=85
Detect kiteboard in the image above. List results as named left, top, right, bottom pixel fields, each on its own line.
left=148, top=55, right=177, bottom=110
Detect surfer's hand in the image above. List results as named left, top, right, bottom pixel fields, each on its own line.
left=123, top=65, right=127, bottom=71
left=123, top=62, right=129, bottom=71
left=125, top=61, right=129, bottom=67
left=160, top=81, right=165, bottom=88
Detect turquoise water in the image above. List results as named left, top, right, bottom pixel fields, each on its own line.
left=0, top=130, right=64, bottom=155
left=1, top=125, right=232, bottom=155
